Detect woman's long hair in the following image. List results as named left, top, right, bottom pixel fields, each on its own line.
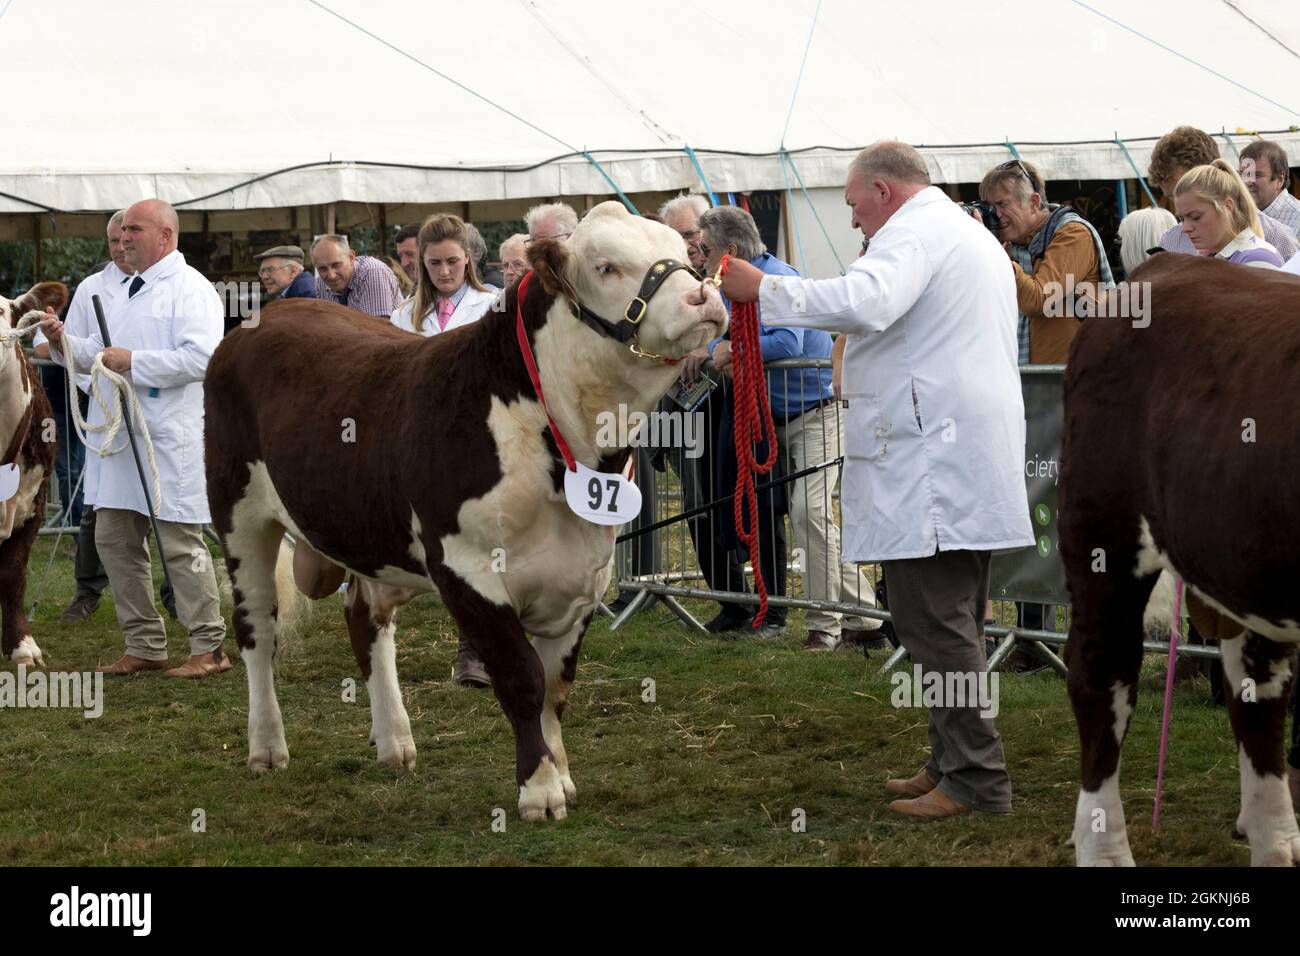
left=1175, top=159, right=1263, bottom=239
left=410, top=213, right=488, bottom=332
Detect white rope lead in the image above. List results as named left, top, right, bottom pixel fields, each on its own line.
left=12, top=309, right=162, bottom=513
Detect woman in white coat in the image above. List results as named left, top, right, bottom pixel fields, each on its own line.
left=389, top=214, right=497, bottom=337
left=388, top=213, right=495, bottom=689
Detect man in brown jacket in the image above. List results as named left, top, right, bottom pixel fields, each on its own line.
left=979, top=159, right=1113, bottom=364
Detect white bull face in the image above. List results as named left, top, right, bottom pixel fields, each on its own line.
left=552, top=201, right=728, bottom=360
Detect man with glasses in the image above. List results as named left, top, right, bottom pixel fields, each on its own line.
left=979, top=158, right=1112, bottom=366
left=524, top=202, right=578, bottom=245
left=499, top=233, right=530, bottom=288
left=312, top=234, right=400, bottom=318
left=659, top=193, right=710, bottom=272
left=254, top=245, right=316, bottom=299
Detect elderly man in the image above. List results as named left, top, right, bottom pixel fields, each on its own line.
left=33, top=213, right=130, bottom=624
left=979, top=159, right=1112, bottom=365
left=393, top=223, right=420, bottom=283
left=1240, top=140, right=1300, bottom=238
left=720, top=142, right=1034, bottom=820
left=1148, top=126, right=1299, bottom=260
left=311, top=233, right=400, bottom=318
left=40, top=199, right=229, bottom=678
left=524, top=202, right=579, bottom=245
left=255, top=245, right=315, bottom=299
left=499, top=233, right=529, bottom=288
left=696, top=204, right=881, bottom=649
left=659, top=193, right=710, bottom=272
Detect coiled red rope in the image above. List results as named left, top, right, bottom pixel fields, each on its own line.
left=718, top=254, right=779, bottom=626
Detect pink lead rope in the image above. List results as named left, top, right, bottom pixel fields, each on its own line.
left=1153, top=577, right=1185, bottom=831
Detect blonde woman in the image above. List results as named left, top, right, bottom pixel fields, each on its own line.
left=390, top=214, right=496, bottom=337
left=1173, top=160, right=1284, bottom=268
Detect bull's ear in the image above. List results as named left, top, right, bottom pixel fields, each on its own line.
left=14, top=281, right=69, bottom=318
left=526, top=239, right=572, bottom=298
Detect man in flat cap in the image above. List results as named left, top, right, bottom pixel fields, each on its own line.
left=256, top=245, right=315, bottom=299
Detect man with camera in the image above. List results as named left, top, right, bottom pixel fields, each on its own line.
left=719, top=142, right=1033, bottom=820
left=976, top=159, right=1112, bottom=365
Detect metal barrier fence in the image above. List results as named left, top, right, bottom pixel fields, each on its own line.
left=28, top=354, right=83, bottom=538
left=611, top=358, right=1215, bottom=674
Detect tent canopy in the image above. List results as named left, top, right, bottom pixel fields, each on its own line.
left=4, top=0, right=1300, bottom=213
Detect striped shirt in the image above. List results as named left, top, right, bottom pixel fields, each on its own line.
left=1261, top=190, right=1300, bottom=238
left=315, top=255, right=400, bottom=317
left=1159, top=211, right=1299, bottom=261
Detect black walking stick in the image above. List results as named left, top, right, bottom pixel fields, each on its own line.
left=90, top=294, right=177, bottom=619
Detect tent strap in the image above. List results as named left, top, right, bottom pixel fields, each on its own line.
left=582, top=152, right=639, bottom=215
left=683, top=146, right=718, bottom=208
left=1115, top=138, right=1159, bottom=206
left=783, top=148, right=845, bottom=275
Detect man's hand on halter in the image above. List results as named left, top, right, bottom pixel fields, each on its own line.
left=101, top=347, right=132, bottom=374
left=716, top=257, right=763, bottom=303
left=38, top=311, right=63, bottom=349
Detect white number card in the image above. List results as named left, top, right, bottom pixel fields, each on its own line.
left=564, top=460, right=641, bottom=526
left=0, top=463, right=20, bottom=502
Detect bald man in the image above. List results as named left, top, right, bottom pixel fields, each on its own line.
left=41, top=198, right=230, bottom=678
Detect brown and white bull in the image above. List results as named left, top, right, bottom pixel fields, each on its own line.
left=204, top=202, right=725, bottom=819
left=1061, top=253, right=1300, bottom=866
left=0, top=282, right=65, bottom=667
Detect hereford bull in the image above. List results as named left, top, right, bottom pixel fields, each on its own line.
left=1061, top=252, right=1300, bottom=866
left=0, top=282, right=66, bottom=667
left=205, top=202, right=726, bottom=820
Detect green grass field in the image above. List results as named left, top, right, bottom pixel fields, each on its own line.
left=0, top=534, right=1253, bottom=866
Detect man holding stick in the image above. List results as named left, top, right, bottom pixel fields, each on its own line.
left=41, top=199, right=229, bottom=677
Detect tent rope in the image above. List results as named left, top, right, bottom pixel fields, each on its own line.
left=784, top=150, right=846, bottom=275
left=1114, top=138, right=1159, bottom=206
left=683, top=145, right=719, bottom=207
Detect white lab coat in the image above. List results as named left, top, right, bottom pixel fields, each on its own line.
left=34, top=262, right=131, bottom=507
left=50, top=250, right=222, bottom=524
left=389, top=285, right=497, bottom=337
left=757, top=186, right=1035, bottom=562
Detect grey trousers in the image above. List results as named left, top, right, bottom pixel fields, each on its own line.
left=94, top=508, right=226, bottom=660
left=882, top=548, right=1012, bottom=813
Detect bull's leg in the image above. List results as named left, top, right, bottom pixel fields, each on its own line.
left=1220, top=631, right=1300, bottom=866
left=531, top=612, right=592, bottom=803
left=0, top=505, right=45, bottom=667
left=345, top=579, right=416, bottom=770
left=1063, top=565, right=1153, bottom=866
left=225, top=516, right=288, bottom=771
left=437, top=574, right=565, bottom=821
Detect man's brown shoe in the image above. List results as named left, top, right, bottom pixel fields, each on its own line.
left=888, top=787, right=972, bottom=820
left=97, top=655, right=168, bottom=676
left=163, top=650, right=233, bottom=679
left=885, top=768, right=939, bottom=798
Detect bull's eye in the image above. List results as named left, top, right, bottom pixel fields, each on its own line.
left=597, top=263, right=618, bottom=278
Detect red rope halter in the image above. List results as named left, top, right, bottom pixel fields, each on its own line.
left=717, top=254, right=779, bottom=627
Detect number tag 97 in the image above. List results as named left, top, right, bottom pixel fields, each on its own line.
left=563, top=460, right=641, bottom=526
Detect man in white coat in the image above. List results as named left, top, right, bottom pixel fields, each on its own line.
left=720, top=142, right=1034, bottom=820
left=40, top=199, right=229, bottom=678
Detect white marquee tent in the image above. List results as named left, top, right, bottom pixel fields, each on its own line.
left=4, top=0, right=1300, bottom=273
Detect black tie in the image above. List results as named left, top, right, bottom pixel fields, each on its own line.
left=128, top=276, right=144, bottom=298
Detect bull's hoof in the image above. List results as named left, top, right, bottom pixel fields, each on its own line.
left=376, top=736, right=417, bottom=771
left=247, top=742, right=289, bottom=772
left=560, top=772, right=577, bottom=803
left=1073, top=833, right=1136, bottom=867
left=518, top=758, right=567, bottom=822
left=1250, top=832, right=1300, bottom=867
left=10, top=636, right=44, bottom=669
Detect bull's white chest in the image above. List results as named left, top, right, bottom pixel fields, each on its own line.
left=438, top=396, right=618, bottom=637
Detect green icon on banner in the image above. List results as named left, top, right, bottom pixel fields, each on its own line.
left=1034, top=503, right=1052, bottom=527
left=1037, top=535, right=1052, bottom=557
